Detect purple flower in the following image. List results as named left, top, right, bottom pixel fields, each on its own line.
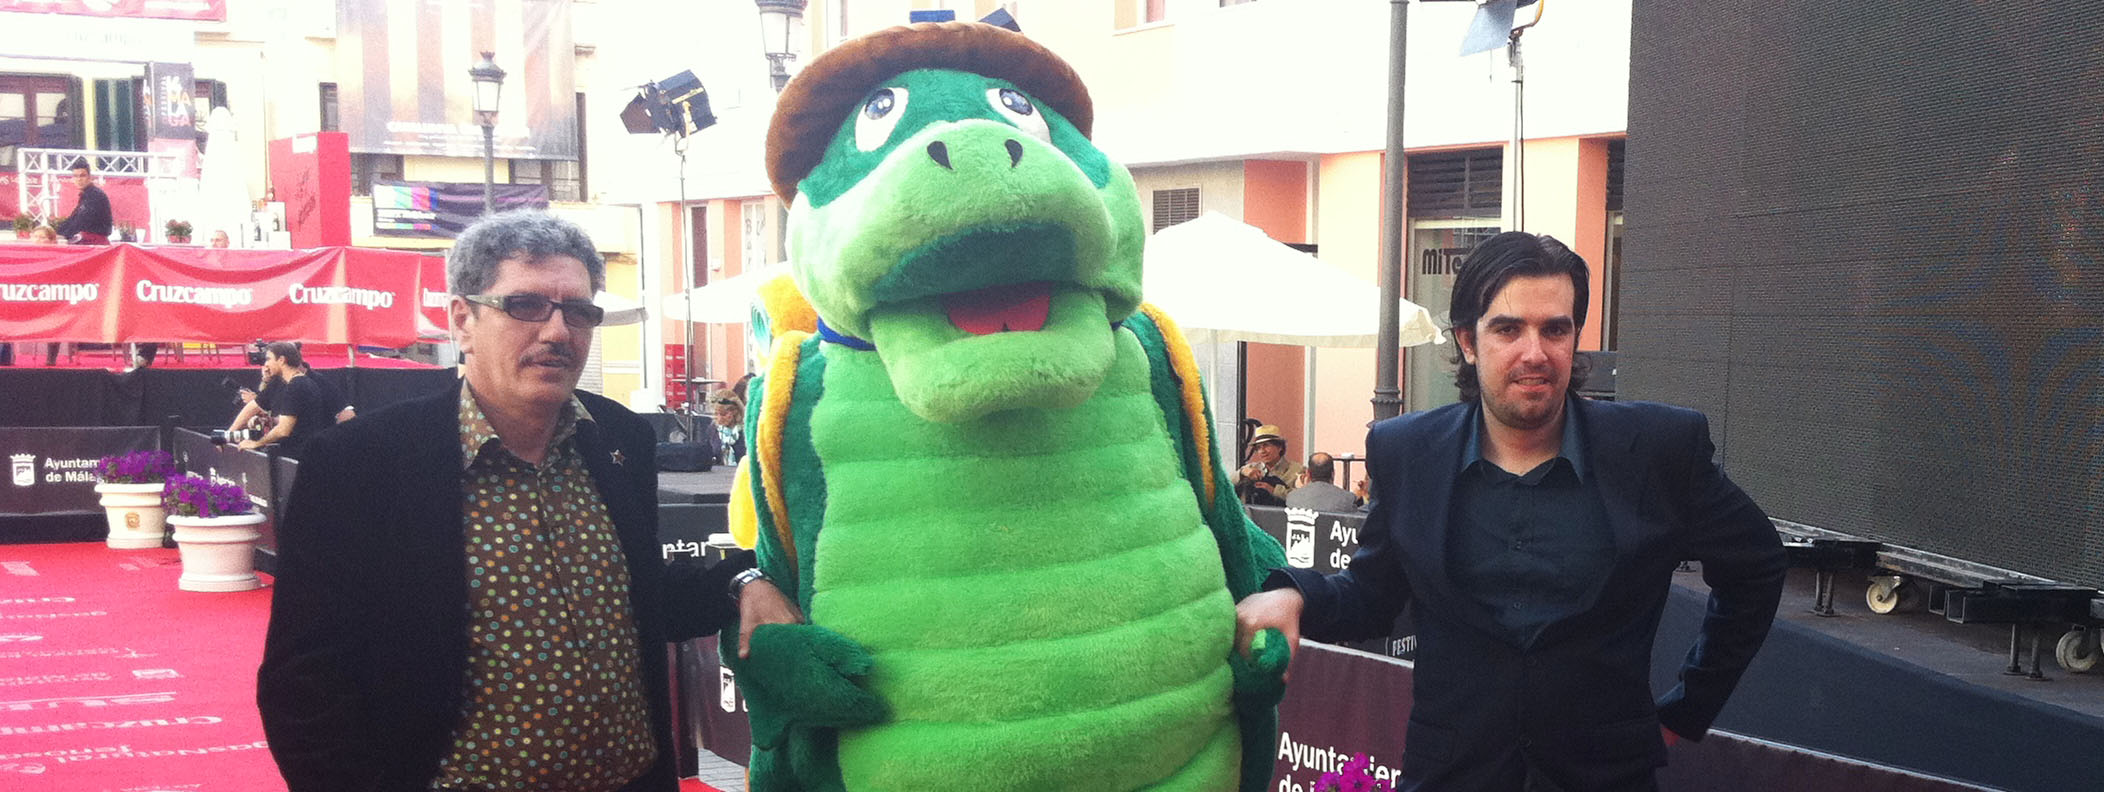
left=96, top=450, right=177, bottom=485
left=1314, top=754, right=1391, bottom=792
left=162, top=473, right=255, bottom=518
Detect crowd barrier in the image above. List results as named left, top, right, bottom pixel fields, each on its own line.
left=8, top=421, right=2057, bottom=789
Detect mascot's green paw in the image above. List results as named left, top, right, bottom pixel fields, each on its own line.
left=1230, top=627, right=1291, bottom=710
left=724, top=623, right=890, bottom=749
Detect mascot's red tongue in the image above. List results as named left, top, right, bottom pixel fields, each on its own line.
left=943, top=282, right=1051, bottom=335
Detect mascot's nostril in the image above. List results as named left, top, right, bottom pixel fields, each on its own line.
left=928, top=141, right=952, bottom=170
left=1005, top=139, right=1024, bottom=167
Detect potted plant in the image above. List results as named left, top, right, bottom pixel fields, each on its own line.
left=163, top=473, right=265, bottom=592
left=164, top=219, right=193, bottom=244
left=10, top=213, right=32, bottom=239
left=94, top=450, right=177, bottom=549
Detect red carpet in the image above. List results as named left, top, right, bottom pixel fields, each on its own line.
left=0, top=542, right=280, bottom=790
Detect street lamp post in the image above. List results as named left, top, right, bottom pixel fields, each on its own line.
left=469, top=52, right=507, bottom=215
left=755, top=0, right=807, bottom=93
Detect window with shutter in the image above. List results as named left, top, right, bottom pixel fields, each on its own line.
left=1151, top=187, right=1200, bottom=232
left=1407, top=149, right=1503, bottom=218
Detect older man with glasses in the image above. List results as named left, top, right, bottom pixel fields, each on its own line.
left=258, top=211, right=802, bottom=792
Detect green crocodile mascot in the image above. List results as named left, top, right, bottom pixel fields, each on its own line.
left=724, top=21, right=1291, bottom=792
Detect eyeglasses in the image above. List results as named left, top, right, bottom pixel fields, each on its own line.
left=462, top=294, right=605, bottom=328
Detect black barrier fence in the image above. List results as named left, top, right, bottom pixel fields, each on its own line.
left=674, top=540, right=753, bottom=774
left=0, top=425, right=290, bottom=557
left=171, top=428, right=288, bottom=558
left=0, top=425, right=158, bottom=521
left=0, top=364, right=456, bottom=429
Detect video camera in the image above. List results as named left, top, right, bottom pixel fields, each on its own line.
left=209, top=427, right=261, bottom=446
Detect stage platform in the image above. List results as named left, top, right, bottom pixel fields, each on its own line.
left=1657, top=566, right=2104, bottom=790
left=660, top=467, right=737, bottom=505
left=0, top=354, right=454, bottom=429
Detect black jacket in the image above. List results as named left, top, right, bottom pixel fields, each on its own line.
left=56, top=183, right=111, bottom=238
left=1278, top=398, right=1786, bottom=792
left=256, top=381, right=752, bottom=792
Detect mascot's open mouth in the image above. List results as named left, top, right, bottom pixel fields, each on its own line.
left=943, top=281, right=1052, bottom=335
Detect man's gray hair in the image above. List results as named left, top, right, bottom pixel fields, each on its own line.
left=447, top=210, right=606, bottom=295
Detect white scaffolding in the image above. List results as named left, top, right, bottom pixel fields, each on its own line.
left=15, top=147, right=185, bottom=242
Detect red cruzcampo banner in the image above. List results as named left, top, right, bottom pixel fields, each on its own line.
left=0, top=0, right=226, bottom=21
left=0, top=243, right=435, bottom=347
left=372, top=180, right=550, bottom=239
left=269, top=133, right=353, bottom=249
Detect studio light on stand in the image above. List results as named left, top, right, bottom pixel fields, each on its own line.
left=469, top=52, right=506, bottom=215
left=620, top=70, right=718, bottom=417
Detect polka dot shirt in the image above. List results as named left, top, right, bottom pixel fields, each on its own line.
left=430, top=387, right=656, bottom=791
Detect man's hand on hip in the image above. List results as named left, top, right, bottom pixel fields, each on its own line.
left=737, top=579, right=803, bottom=660
left=1234, top=587, right=1305, bottom=681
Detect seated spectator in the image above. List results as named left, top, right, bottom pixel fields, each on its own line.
left=1232, top=424, right=1302, bottom=507
left=710, top=390, right=746, bottom=465
left=1286, top=452, right=1363, bottom=513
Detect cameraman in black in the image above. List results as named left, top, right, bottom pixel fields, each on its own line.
left=236, top=342, right=337, bottom=459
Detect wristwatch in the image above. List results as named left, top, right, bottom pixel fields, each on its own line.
left=729, top=567, right=769, bottom=602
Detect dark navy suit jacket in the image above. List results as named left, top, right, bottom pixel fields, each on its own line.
left=256, top=381, right=750, bottom=792
left=1279, top=398, right=1786, bottom=792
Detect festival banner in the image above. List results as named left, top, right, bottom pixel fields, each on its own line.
left=0, top=426, right=157, bottom=517
left=0, top=0, right=226, bottom=21
left=1247, top=506, right=1418, bottom=660
left=372, top=180, right=549, bottom=239
left=1271, top=642, right=1415, bottom=792
left=143, top=62, right=198, bottom=142
left=336, top=0, right=577, bottom=160
left=0, top=244, right=425, bottom=346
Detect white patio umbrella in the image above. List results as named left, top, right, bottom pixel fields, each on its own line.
left=596, top=290, right=647, bottom=326
left=1142, top=211, right=1443, bottom=348
left=662, top=262, right=793, bottom=323
left=1142, top=211, right=1445, bottom=465
left=194, top=106, right=252, bottom=246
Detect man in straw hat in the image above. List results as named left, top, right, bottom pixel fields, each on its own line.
left=1233, top=423, right=1303, bottom=507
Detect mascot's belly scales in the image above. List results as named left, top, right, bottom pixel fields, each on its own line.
left=807, top=332, right=1241, bottom=791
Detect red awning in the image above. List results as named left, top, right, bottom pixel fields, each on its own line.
left=0, top=242, right=448, bottom=346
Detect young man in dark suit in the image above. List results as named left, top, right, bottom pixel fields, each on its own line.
left=1236, top=232, right=1787, bottom=791
left=56, top=163, right=112, bottom=245
left=257, top=211, right=800, bottom=792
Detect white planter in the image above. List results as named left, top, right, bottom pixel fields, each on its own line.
left=168, top=512, right=266, bottom=592
left=95, top=482, right=169, bottom=550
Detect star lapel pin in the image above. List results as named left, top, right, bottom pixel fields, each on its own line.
left=609, top=449, right=625, bottom=466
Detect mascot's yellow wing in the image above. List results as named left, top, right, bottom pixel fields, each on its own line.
left=729, top=328, right=811, bottom=559
left=1138, top=303, right=1217, bottom=504
left=727, top=460, right=759, bottom=549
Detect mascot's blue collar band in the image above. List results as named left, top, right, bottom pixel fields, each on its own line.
left=817, top=318, right=877, bottom=350
left=817, top=317, right=1130, bottom=351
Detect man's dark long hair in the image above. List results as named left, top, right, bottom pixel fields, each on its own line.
left=1447, top=231, right=1592, bottom=403
left=266, top=341, right=305, bottom=371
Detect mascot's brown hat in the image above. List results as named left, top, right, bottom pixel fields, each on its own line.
left=764, top=21, right=1095, bottom=203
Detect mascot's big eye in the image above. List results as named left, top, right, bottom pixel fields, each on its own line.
left=988, top=87, right=1050, bottom=142
left=856, top=87, right=909, bottom=152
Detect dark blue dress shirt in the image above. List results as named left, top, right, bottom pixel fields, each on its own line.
left=1448, top=398, right=1616, bottom=650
